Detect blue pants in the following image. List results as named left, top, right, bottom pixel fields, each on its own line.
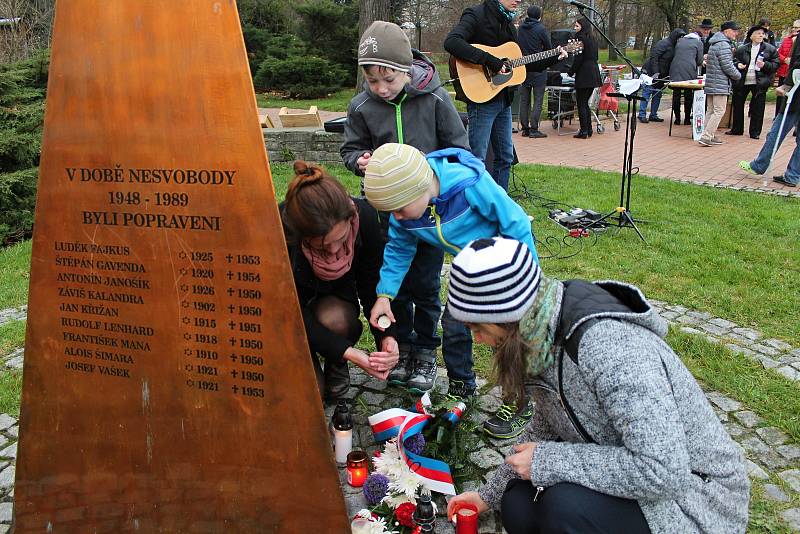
left=638, top=84, right=663, bottom=119
left=749, top=109, right=800, bottom=184
left=441, top=303, right=475, bottom=390
left=467, top=99, right=514, bottom=190
left=391, top=241, right=444, bottom=350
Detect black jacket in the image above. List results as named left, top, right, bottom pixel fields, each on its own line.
left=282, top=198, right=391, bottom=362
left=517, top=17, right=551, bottom=85
left=782, top=37, right=800, bottom=112
left=734, top=41, right=779, bottom=90
left=568, top=19, right=602, bottom=89
left=643, top=29, right=686, bottom=78
left=444, top=0, right=517, bottom=105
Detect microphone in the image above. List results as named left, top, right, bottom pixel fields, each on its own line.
left=562, top=0, right=596, bottom=11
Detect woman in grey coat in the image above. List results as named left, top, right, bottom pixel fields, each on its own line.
left=445, top=237, right=750, bottom=534
left=669, top=32, right=704, bottom=124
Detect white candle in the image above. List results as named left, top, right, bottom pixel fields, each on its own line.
left=334, top=428, right=352, bottom=465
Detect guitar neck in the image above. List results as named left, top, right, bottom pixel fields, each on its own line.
left=510, top=48, right=560, bottom=69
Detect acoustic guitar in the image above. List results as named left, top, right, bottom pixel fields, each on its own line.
left=450, top=40, right=583, bottom=103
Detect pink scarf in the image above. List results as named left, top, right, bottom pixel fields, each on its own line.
left=301, top=203, right=360, bottom=281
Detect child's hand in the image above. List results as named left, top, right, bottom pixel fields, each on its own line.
left=357, top=152, right=372, bottom=172
left=370, top=297, right=394, bottom=330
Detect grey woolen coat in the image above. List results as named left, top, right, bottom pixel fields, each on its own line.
left=477, top=281, right=750, bottom=534
left=705, top=32, right=742, bottom=95
left=669, top=32, right=704, bottom=81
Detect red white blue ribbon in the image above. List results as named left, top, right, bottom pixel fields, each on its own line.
left=368, top=395, right=456, bottom=496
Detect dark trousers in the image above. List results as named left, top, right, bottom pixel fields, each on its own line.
left=520, top=80, right=547, bottom=131
left=672, top=88, right=692, bottom=120
left=730, top=84, right=766, bottom=136
left=776, top=76, right=787, bottom=115
left=575, top=87, right=594, bottom=134
left=501, top=480, right=651, bottom=534
left=391, top=240, right=444, bottom=351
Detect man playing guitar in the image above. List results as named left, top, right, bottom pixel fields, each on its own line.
left=444, top=0, right=566, bottom=191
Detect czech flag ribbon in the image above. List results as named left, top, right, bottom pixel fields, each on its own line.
left=367, top=395, right=456, bottom=496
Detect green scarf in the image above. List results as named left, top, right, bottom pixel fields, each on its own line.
left=495, top=0, right=515, bottom=21
left=518, top=276, right=559, bottom=376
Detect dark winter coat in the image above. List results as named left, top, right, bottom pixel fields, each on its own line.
left=341, top=50, right=469, bottom=177
left=568, top=18, right=601, bottom=89
left=642, top=29, right=686, bottom=78
left=704, top=32, right=741, bottom=95
left=669, top=32, right=704, bottom=81
left=282, top=198, right=390, bottom=362
left=733, top=41, right=778, bottom=90
left=477, top=280, right=750, bottom=534
left=517, top=17, right=552, bottom=86
left=444, top=0, right=518, bottom=105
left=782, top=35, right=800, bottom=113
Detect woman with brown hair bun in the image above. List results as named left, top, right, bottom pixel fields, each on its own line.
left=281, top=160, right=399, bottom=400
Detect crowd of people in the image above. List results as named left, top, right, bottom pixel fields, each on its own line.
left=279, top=4, right=758, bottom=532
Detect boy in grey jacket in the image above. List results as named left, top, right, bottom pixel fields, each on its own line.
left=700, top=21, right=743, bottom=146
left=446, top=238, right=750, bottom=534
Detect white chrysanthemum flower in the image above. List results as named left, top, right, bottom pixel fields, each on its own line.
left=369, top=516, right=397, bottom=534
left=388, top=468, right=420, bottom=499
left=381, top=492, right=416, bottom=508
left=373, top=441, right=405, bottom=478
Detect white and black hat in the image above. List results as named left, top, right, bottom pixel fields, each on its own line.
left=447, top=237, right=541, bottom=324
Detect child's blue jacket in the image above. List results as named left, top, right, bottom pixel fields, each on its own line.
left=376, top=148, right=537, bottom=299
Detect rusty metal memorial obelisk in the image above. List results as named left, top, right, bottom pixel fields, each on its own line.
left=14, top=1, right=349, bottom=531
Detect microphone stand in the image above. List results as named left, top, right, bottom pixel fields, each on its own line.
left=576, top=5, right=647, bottom=243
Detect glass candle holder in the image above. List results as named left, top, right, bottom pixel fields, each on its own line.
left=346, top=450, right=368, bottom=487
left=453, top=502, right=479, bottom=534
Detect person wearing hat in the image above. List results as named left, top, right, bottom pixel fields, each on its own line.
left=758, top=17, right=776, bottom=46
left=364, top=143, right=540, bottom=439
left=444, top=237, right=750, bottom=534
left=700, top=18, right=715, bottom=56
left=699, top=21, right=742, bottom=146
left=341, top=21, right=470, bottom=395
left=727, top=25, right=778, bottom=139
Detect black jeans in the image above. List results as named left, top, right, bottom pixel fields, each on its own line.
left=501, top=480, right=651, bottom=534
left=672, top=88, right=692, bottom=120
left=731, top=84, right=766, bottom=136
left=575, top=87, right=594, bottom=134
left=520, top=80, right=547, bottom=131
left=776, top=76, right=787, bottom=115
left=391, top=240, right=444, bottom=351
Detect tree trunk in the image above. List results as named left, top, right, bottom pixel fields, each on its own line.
left=607, top=0, right=618, bottom=60
left=356, top=0, right=393, bottom=89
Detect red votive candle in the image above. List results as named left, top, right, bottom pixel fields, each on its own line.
left=454, top=503, right=479, bottom=534
left=346, top=450, right=368, bottom=487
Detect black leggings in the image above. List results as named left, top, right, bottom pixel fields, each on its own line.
left=575, top=87, right=594, bottom=134
left=501, top=480, right=651, bottom=534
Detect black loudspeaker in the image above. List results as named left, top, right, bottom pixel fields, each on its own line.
left=550, top=29, right=577, bottom=73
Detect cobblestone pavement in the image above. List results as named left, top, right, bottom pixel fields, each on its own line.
left=1, top=303, right=798, bottom=531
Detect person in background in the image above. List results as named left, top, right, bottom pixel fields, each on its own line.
left=517, top=5, right=551, bottom=138
left=445, top=237, right=750, bottom=534
left=699, top=21, right=742, bottom=147
left=568, top=16, right=601, bottom=139
left=444, top=0, right=520, bottom=190
left=701, top=18, right=715, bottom=56
left=341, top=21, right=470, bottom=394
left=775, top=20, right=800, bottom=115
left=639, top=28, right=686, bottom=123
left=669, top=26, right=704, bottom=125
left=739, top=19, right=800, bottom=188
left=759, top=17, right=776, bottom=46
left=280, top=161, right=399, bottom=400
left=727, top=25, right=778, bottom=139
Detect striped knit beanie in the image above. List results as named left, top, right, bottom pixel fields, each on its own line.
left=364, top=143, right=434, bottom=212
left=448, top=237, right=541, bottom=324
left=358, top=21, right=413, bottom=73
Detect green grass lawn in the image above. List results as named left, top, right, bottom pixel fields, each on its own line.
left=255, top=89, right=355, bottom=113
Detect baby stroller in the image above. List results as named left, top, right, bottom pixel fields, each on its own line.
left=589, top=65, right=624, bottom=133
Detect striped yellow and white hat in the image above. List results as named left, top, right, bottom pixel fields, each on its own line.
left=364, top=143, right=434, bottom=212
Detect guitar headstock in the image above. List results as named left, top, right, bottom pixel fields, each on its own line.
left=565, top=39, right=584, bottom=55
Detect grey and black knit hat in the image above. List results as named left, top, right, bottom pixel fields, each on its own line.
left=358, top=21, right=413, bottom=73
left=447, top=238, right=541, bottom=324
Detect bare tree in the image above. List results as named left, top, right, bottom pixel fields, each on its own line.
left=0, top=0, right=55, bottom=63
